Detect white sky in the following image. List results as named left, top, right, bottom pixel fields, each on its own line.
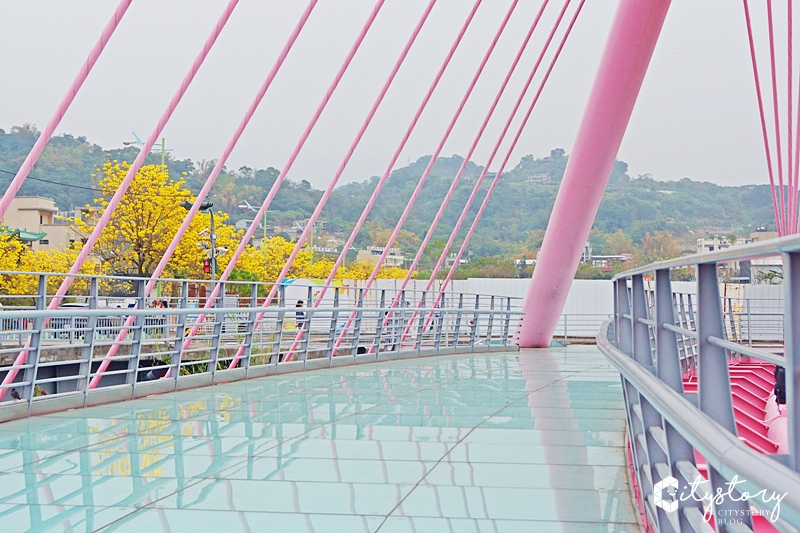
left=0, top=0, right=787, bottom=187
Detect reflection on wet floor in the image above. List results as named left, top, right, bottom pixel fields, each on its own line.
left=0, top=346, right=639, bottom=532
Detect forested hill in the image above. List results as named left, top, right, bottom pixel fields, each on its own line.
left=0, top=125, right=777, bottom=257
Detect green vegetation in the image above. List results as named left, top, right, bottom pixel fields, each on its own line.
left=0, top=125, right=778, bottom=278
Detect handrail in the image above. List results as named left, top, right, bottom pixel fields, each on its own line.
left=0, top=271, right=524, bottom=302
left=706, top=336, right=786, bottom=367
left=0, top=289, right=524, bottom=419
left=598, top=319, right=800, bottom=525
left=603, top=235, right=800, bottom=531
left=614, top=233, right=800, bottom=279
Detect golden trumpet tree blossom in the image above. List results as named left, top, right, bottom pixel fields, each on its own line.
left=71, top=161, right=242, bottom=279
left=0, top=237, right=102, bottom=296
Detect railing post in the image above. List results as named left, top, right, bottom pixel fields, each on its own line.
left=415, top=291, right=426, bottom=351
left=783, top=251, right=800, bottom=471
left=616, top=279, right=632, bottom=355
left=241, top=282, right=258, bottom=376
left=301, top=286, right=313, bottom=365
left=632, top=274, right=675, bottom=529
left=501, top=297, right=511, bottom=347
left=747, top=298, right=752, bottom=348
left=470, top=295, right=480, bottom=348
left=486, top=295, right=495, bottom=348
left=21, top=275, right=47, bottom=407
left=391, top=290, right=404, bottom=352
left=351, top=288, right=364, bottom=356
left=208, top=282, right=225, bottom=381
left=697, top=261, right=752, bottom=528
left=434, top=296, right=445, bottom=351
left=453, top=293, right=464, bottom=350
left=655, top=269, right=703, bottom=527
left=325, top=288, right=340, bottom=359
left=372, top=290, right=386, bottom=354
left=80, top=277, right=98, bottom=406
left=126, top=280, right=146, bottom=397
left=272, top=285, right=285, bottom=364
left=631, top=275, right=652, bottom=369
left=171, top=281, right=189, bottom=389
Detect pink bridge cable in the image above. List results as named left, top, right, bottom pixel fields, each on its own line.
left=397, top=0, right=573, bottom=345
left=0, top=0, right=240, bottom=400
left=768, top=0, right=788, bottom=233
left=225, top=0, right=439, bottom=369
left=743, top=0, right=783, bottom=236
left=89, top=0, right=319, bottom=387
left=426, top=0, right=585, bottom=329
left=792, top=0, right=800, bottom=233
left=330, top=0, right=521, bottom=352
left=179, top=0, right=387, bottom=353
left=0, top=0, right=132, bottom=219
left=392, top=0, right=553, bottom=304
left=789, top=0, right=796, bottom=233
left=281, top=0, right=483, bottom=361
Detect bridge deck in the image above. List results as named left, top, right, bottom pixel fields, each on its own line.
left=0, top=347, right=638, bottom=532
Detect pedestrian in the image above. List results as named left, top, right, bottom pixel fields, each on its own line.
left=295, top=300, right=306, bottom=331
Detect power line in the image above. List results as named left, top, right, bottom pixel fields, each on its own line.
left=0, top=168, right=197, bottom=200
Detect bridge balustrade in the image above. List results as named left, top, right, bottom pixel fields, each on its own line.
left=0, top=271, right=522, bottom=421
left=598, top=235, right=800, bottom=531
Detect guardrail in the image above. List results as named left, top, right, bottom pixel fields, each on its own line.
left=598, top=235, right=800, bottom=532
left=0, top=272, right=522, bottom=422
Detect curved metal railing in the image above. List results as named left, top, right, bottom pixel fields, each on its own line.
left=598, top=234, right=800, bottom=532
left=0, top=272, right=522, bottom=422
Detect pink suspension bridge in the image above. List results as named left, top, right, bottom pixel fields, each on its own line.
left=0, top=0, right=791, bottom=392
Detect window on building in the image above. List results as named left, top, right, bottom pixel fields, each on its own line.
left=40, top=215, right=43, bottom=224
left=39, top=239, right=49, bottom=245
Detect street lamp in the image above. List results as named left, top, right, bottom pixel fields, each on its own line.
left=180, top=201, right=216, bottom=280
left=238, top=202, right=270, bottom=246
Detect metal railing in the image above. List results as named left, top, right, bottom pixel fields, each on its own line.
left=598, top=235, right=800, bottom=532
left=0, top=271, right=522, bottom=422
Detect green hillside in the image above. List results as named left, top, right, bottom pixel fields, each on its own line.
left=0, top=125, right=777, bottom=261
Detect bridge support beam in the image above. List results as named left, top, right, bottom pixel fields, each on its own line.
left=518, top=0, right=672, bottom=347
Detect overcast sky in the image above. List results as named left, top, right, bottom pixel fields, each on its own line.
left=0, top=1, right=787, bottom=188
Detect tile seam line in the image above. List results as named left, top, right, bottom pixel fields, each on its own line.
left=373, top=362, right=612, bottom=531
left=92, top=377, right=453, bottom=532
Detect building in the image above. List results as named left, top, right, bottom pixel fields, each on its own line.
left=696, top=235, right=752, bottom=254
left=355, top=246, right=405, bottom=267
left=2, top=196, right=82, bottom=251
left=591, top=254, right=632, bottom=273
left=525, top=172, right=551, bottom=184
left=445, top=252, right=469, bottom=268
left=750, top=227, right=780, bottom=242
left=580, top=241, right=592, bottom=263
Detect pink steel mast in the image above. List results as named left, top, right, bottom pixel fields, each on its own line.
left=89, top=0, right=319, bottom=387
left=331, top=0, right=522, bottom=350
left=281, top=0, right=484, bottom=361
left=225, top=0, right=439, bottom=369
left=0, top=0, right=240, bottom=400
left=518, top=0, right=672, bottom=347
left=0, top=0, right=132, bottom=219
left=179, top=0, right=387, bottom=351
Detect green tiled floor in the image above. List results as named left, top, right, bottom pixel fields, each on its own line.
left=0, top=347, right=640, bottom=532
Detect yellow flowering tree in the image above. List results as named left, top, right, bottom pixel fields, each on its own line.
left=0, top=240, right=102, bottom=296
left=71, top=161, right=242, bottom=279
